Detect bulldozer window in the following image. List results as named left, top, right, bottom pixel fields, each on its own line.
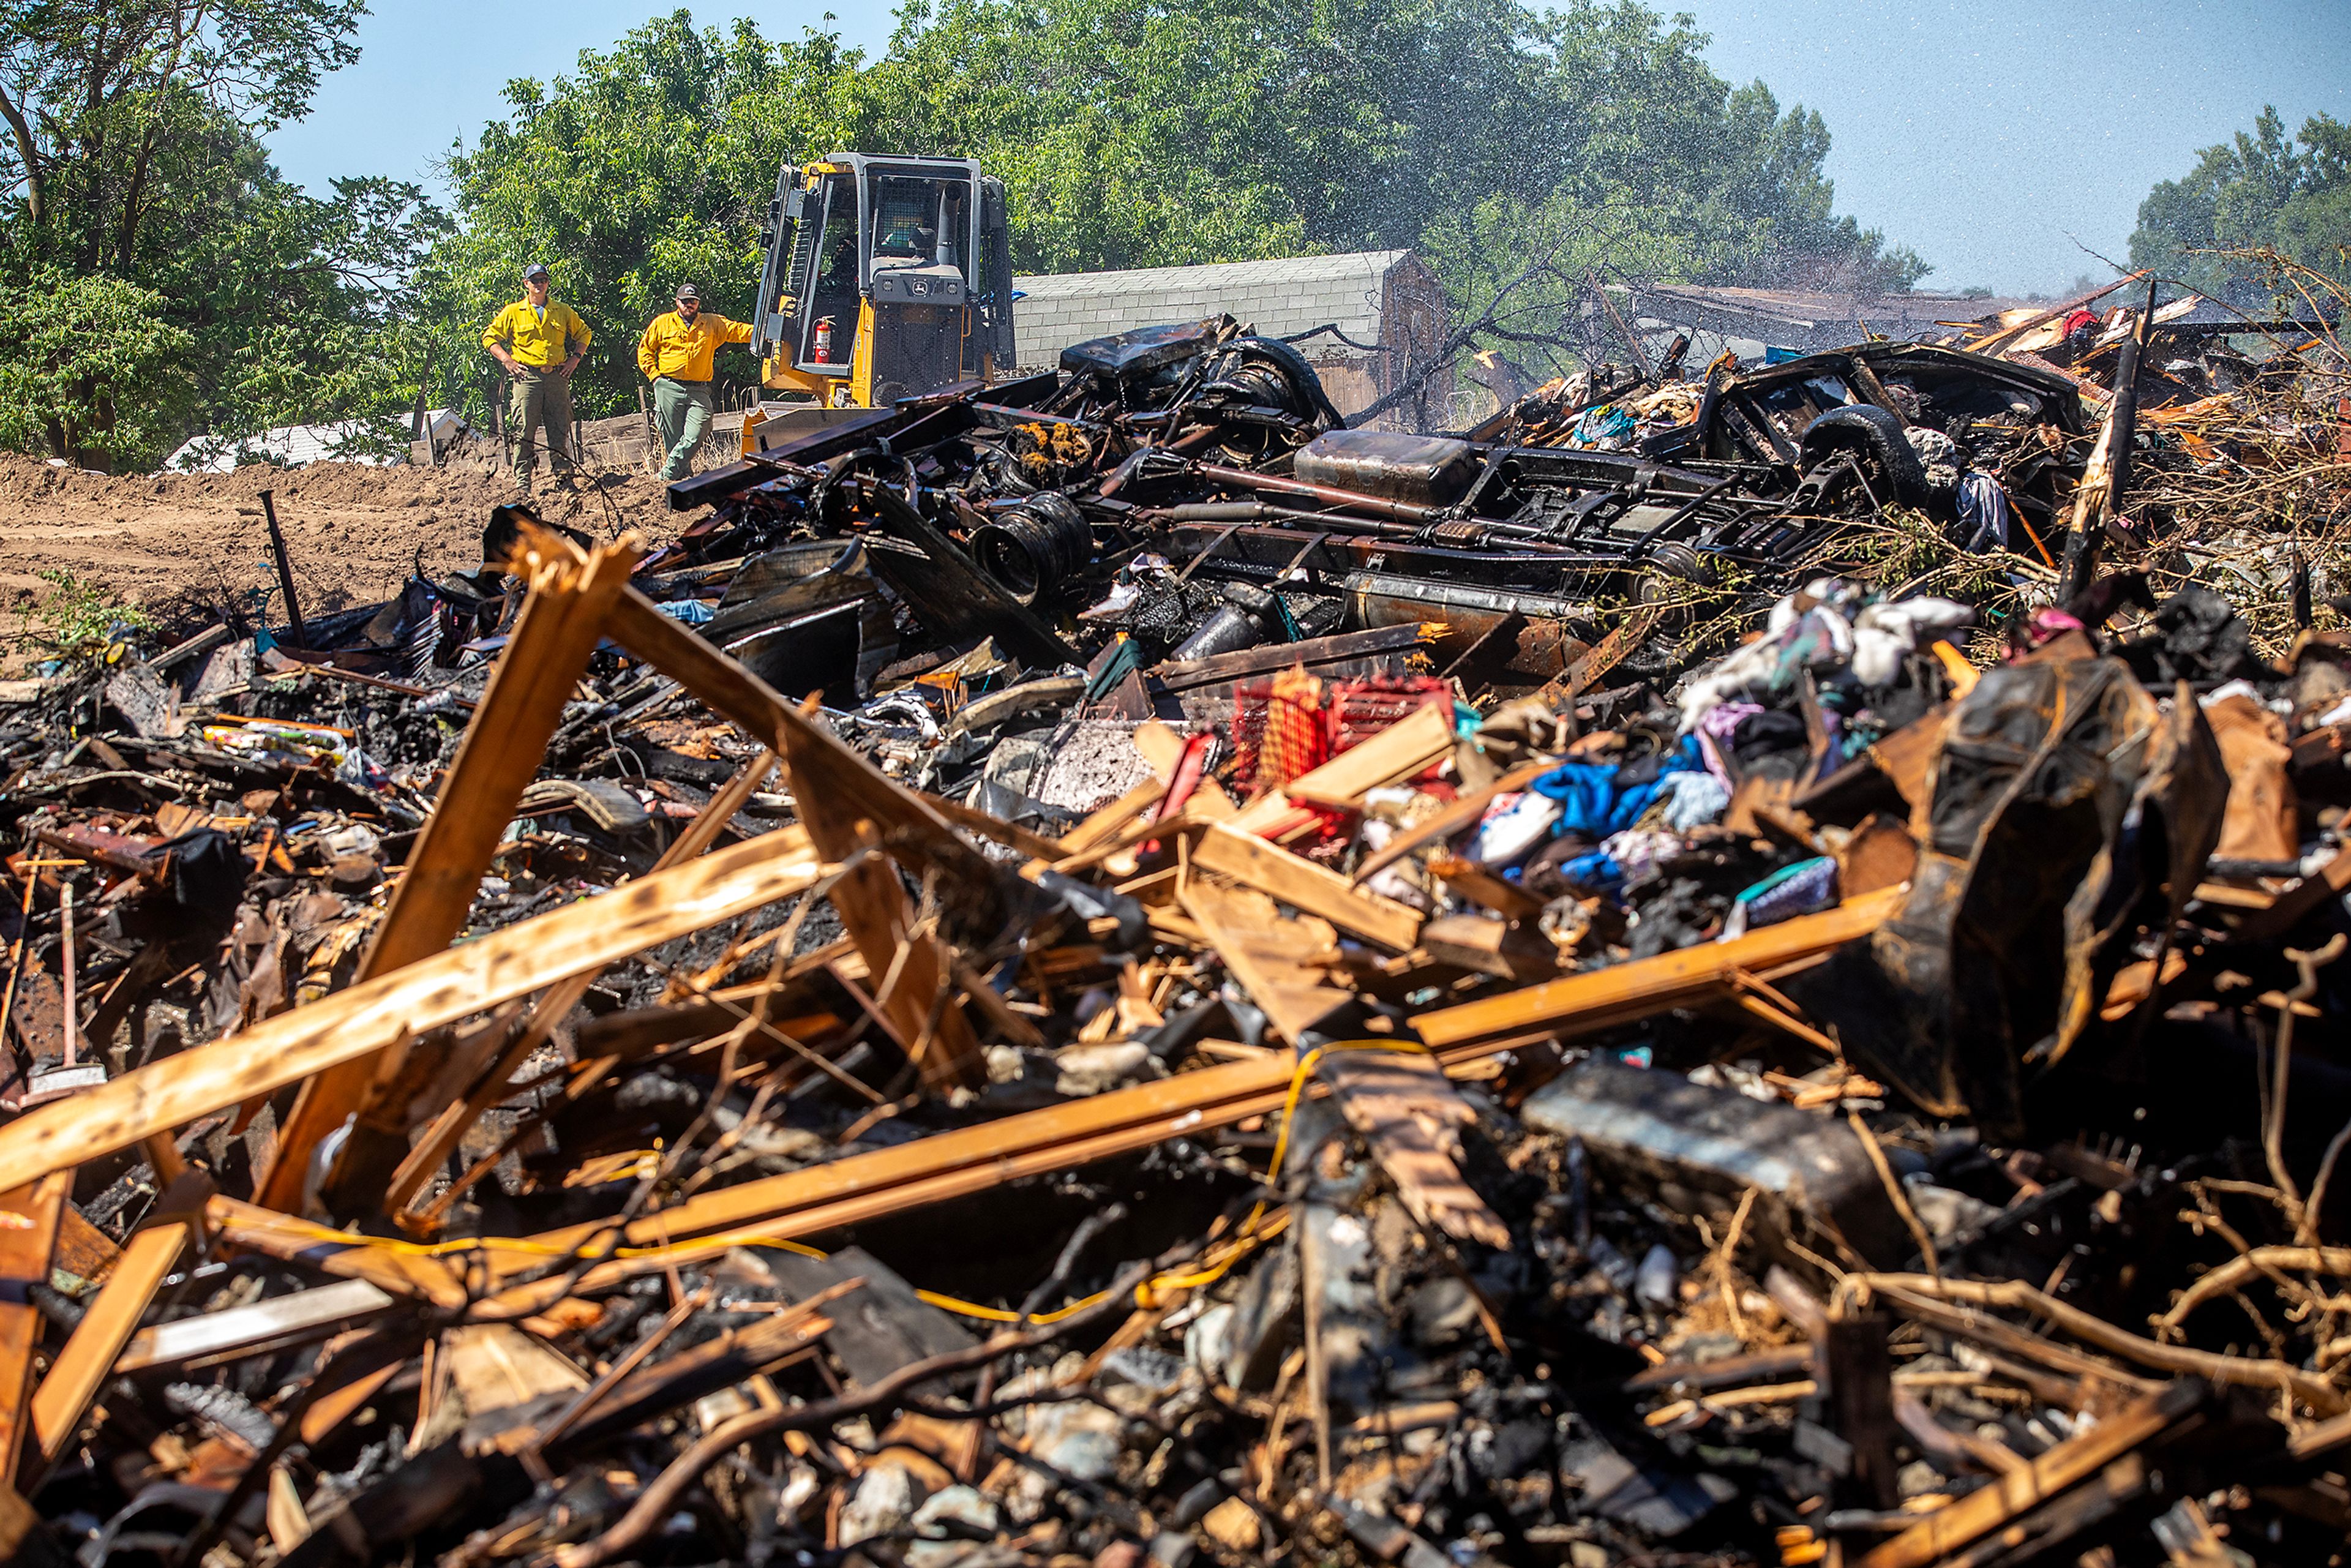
left=803, top=174, right=863, bottom=368
left=871, top=176, right=970, bottom=272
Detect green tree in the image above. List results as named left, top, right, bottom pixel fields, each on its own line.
left=868, top=0, right=1922, bottom=289
left=0, top=266, right=192, bottom=466
left=429, top=1, right=1922, bottom=423
left=2131, top=108, right=2351, bottom=306
left=0, top=1, right=442, bottom=469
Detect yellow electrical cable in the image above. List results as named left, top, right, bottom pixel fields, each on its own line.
left=263, top=1040, right=1429, bottom=1327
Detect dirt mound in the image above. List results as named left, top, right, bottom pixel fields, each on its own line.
left=0, top=453, right=699, bottom=636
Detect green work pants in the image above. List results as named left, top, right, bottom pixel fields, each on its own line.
left=506, top=365, right=575, bottom=493
left=653, top=376, right=715, bottom=481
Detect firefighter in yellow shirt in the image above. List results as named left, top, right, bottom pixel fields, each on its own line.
left=636, top=284, right=754, bottom=481
left=482, top=262, right=592, bottom=495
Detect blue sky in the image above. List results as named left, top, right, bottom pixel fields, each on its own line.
left=263, top=0, right=2351, bottom=296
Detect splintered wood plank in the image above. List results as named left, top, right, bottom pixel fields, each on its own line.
left=50, top=1207, right=119, bottom=1290
left=1177, top=878, right=1355, bottom=1044
left=28, top=1220, right=187, bottom=1465
left=918, top=789, right=1065, bottom=862
left=1061, top=778, right=1168, bottom=855
left=0, top=1174, right=72, bottom=1480
left=114, top=1277, right=397, bottom=1375
left=0, top=828, right=825, bottom=1200
left=438, top=1323, right=587, bottom=1415
left=204, top=1199, right=467, bottom=1309
left=1190, top=824, right=1423, bottom=952
left=1351, top=756, right=1558, bottom=883
left=386, top=750, right=781, bottom=1216
left=220, top=893, right=1901, bottom=1318
left=604, top=588, right=988, bottom=1086
left=1427, top=853, right=1545, bottom=921
left=1319, top=1050, right=1509, bottom=1248
left=1415, top=884, right=1903, bottom=1051
left=258, top=528, right=643, bottom=1211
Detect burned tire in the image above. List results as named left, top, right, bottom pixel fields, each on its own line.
left=1616, top=546, right=1717, bottom=683
left=972, top=492, right=1092, bottom=606
left=1202, top=339, right=1343, bottom=462
left=1799, top=404, right=1932, bottom=511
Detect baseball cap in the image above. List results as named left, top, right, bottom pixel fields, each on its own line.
left=675, top=284, right=700, bottom=302
left=523, top=262, right=551, bottom=281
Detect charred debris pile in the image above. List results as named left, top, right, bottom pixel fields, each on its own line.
left=1, top=293, right=2350, bottom=1568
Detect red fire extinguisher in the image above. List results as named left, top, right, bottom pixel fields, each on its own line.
left=813, top=316, right=834, bottom=364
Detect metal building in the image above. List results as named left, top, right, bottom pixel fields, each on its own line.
left=1012, top=250, right=1452, bottom=426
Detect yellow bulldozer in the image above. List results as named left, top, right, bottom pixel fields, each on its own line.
left=744, top=152, right=1018, bottom=448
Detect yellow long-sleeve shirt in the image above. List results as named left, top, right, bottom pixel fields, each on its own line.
left=482, top=299, right=592, bottom=369
left=637, top=310, right=755, bottom=383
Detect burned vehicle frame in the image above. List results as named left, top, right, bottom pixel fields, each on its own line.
left=657, top=324, right=2091, bottom=692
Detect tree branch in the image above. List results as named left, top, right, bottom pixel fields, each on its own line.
left=0, top=76, right=43, bottom=227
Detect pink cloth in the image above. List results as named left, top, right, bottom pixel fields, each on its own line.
left=1694, top=701, right=1761, bottom=784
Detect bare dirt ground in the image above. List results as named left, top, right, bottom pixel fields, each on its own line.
left=0, top=451, right=699, bottom=642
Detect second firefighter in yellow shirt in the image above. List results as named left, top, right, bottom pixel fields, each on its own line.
left=637, top=285, right=755, bottom=481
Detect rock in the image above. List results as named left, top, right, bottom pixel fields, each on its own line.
left=1054, top=1041, right=1158, bottom=1096
left=905, top=1485, right=1002, bottom=1567
left=1198, top=1496, right=1261, bottom=1552
left=839, top=1461, right=928, bottom=1548
left=1635, top=1242, right=1679, bottom=1306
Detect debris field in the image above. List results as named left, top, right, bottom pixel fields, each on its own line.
left=2, top=278, right=2351, bottom=1568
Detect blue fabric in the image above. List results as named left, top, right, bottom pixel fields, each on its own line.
left=1527, top=762, right=1630, bottom=834
left=1571, top=403, right=1637, bottom=446
left=1529, top=737, right=1708, bottom=837
left=1655, top=770, right=1731, bottom=831
left=1559, top=849, right=1623, bottom=893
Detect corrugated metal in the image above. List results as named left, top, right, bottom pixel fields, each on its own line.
left=163, top=413, right=452, bottom=474
left=1013, top=251, right=1409, bottom=368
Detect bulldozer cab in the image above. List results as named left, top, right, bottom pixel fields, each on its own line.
left=752, top=153, right=1017, bottom=414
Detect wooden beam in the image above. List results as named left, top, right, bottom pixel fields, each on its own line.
left=113, top=1277, right=396, bottom=1374
left=212, top=890, right=1902, bottom=1318
left=0, top=1175, right=70, bottom=1482
left=1189, top=823, right=1423, bottom=952
left=51, top=1206, right=119, bottom=1289
left=1232, top=702, right=1455, bottom=831
left=603, top=588, right=986, bottom=1086
left=258, top=529, right=643, bottom=1211
left=205, top=1198, right=467, bottom=1310
left=0, top=828, right=827, bottom=1198
left=1061, top=778, right=1169, bottom=855
left=1414, top=884, right=1903, bottom=1051
left=28, top=1221, right=187, bottom=1465
left=1177, top=879, right=1355, bottom=1045
left=917, top=789, right=1065, bottom=863
left=384, top=750, right=781, bottom=1218
left=1964, top=271, right=2143, bottom=358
